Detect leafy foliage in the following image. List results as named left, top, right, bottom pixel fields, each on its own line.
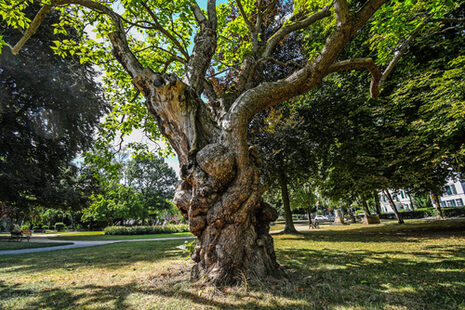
left=104, top=224, right=188, bottom=235
left=0, top=3, right=106, bottom=213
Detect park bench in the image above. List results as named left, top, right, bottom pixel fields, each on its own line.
left=9, top=229, right=32, bottom=242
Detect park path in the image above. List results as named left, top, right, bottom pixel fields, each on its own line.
left=0, top=235, right=195, bottom=256
left=0, top=223, right=319, bottom=256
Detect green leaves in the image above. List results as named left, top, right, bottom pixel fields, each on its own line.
left=369, top=0, right=460, bottom=65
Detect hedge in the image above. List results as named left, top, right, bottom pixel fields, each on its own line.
left=379, top=207, right=465, bottom=219
left=104, top=224, right=189, bottom=235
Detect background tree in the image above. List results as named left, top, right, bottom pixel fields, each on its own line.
left=250, top=106, right=318, bottom=233
left=0, top=3, right=106, bottom=218
left=2, top=0, right=461, bottom=285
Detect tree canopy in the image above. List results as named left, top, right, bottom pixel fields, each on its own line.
left=0, top=3, right=106, bottom=214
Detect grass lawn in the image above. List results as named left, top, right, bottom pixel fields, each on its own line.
left=0, top=219, right=464, bottom=309
left=50, top=231, right=193, bottom=241
left=0, top=241, right=73, bottom=251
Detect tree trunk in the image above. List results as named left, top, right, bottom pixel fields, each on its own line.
left=373, top=191, right=382, bottom=215
left=407, top=191, right=415, bottom=210
left=360, top=196, right=371, bottom=216
left=383, top=190, right=404, bottom=224
left=432, top=194, right=444, bottom=219
left=135, top=78, right=285, bottom=285
left=278, top=169, right=298, bottom=234
left=307, top=207, right=312, bottom=228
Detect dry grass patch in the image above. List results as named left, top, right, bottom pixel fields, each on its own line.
left=0, top=219, right=464, bottom=309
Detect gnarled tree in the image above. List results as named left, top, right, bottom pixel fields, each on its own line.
left=2, top=0, right=460, bottom=285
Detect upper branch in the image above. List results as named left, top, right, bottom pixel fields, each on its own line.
left=190, top=1, right=207, bottom=25
left=207, top=0, right=217, bottom=29
left=327, top=58, right=382, bottom=98
left=378, top=18, right=428, bottom=92
left=334, top=0, right=350, bottom=26
left=378, top=16, right=465, bottom=92
left=140, top=2, right=190, bottom=60
left=353, top=0, right=388, bottom=31
left=227, top=0, right=388, bottom=165
left=183, top=0, right=218, bottom=95
left=262, top=5, right=332, bottom=58
left=11, top=4, right=53, bottom=55
left=10, top=0, right=145, bottom=79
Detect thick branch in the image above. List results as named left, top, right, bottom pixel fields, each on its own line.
left=327, top=58, right=382, bottom=98
left=228, top=1, right=387, bottom=168
left=263, top=5, right=331, bottom=57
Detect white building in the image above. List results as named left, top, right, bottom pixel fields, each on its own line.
left=439, top=180, right=465, bottom=207
left=379, top=189, right=415, bottom=213
left=379, top=179, right=465, bottom=213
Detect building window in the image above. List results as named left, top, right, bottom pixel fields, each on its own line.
left=441, top=201, right=447, bottom=207
left=401, top=191, right=405, bottom=199
left=444, top=185, right=458, bottom=196
left=456, top=199, right=464, bottom=206
left=446, top=200, right=457, bottom=207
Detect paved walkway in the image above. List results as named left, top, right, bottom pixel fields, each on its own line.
left=0, top=235, right=195, bottom=256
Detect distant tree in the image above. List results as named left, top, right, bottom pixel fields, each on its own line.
left=125, top=155, right=177, bottom=221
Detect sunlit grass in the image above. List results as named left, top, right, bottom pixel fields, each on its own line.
left=0, top=219, right=464, bottom=309
left=51, top=231, right=193, bottom=241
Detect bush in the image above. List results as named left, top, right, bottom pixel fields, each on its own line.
left=42, top=225, right=49, bottom=230
left=443, top=207, right=465, bottom=217
left=104, top=224, right=189, bottom=235
left=21, top=224, right=30, bottom=230
left=379, top=207, right=465, bottom=219
left=54, top=222, right=66, bottom=231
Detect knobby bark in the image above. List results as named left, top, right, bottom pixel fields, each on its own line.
left=384, top=190, right=404, bottom=224
left=278, top=169, right=298, bottom=234
left=432, top=194, right=444, bottom=219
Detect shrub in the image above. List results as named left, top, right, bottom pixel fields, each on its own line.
left=42, top=225, right=49, bottom=230
left=21, top=224, right=30, bottom=230
left=11, top=224, right=21, bottom=234
left=379, top=207, right=465, bottom=219
left=54, top=222, right=66, bottom=231
left=104, top=224, right=189, bottom=235
left=443, top=207, right=465, bottom=217
left=176, top=239, right=197, bottom=258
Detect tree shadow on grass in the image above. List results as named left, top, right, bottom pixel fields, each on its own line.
left=277, top=220, right=465, bottom=244
left=1, top=242, right=464, bottom=309
left=1, top=223, right=465, bottom=309
left=0, top=239, right=186, bottom=275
